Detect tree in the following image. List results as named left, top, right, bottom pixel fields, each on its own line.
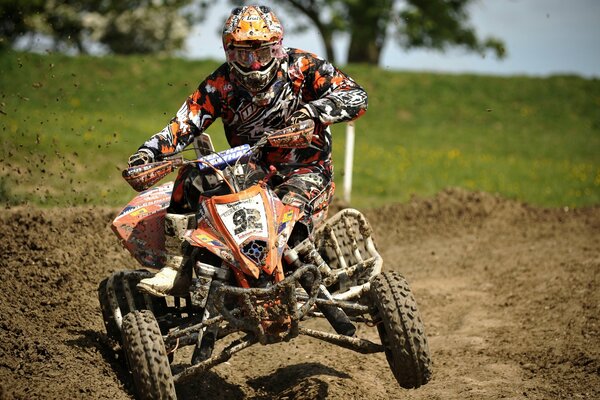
left=277, top=0, right=347, bottom=65
left=270, top=0, right=506, bottom=65
left=0, top=0, right=45, bottom=50
left=92, top=1, right=194, bottom=55
left=1, top=0, right=198, bottom=55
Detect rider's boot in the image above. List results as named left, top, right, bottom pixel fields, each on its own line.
left=137, top=255, right=192, bottom=297
left=137, top=213, right=193, bottom=297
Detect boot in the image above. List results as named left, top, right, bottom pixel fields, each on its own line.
left=137, top=255, right=192, bottom=297
left=137, top=213, right=194, bottom=297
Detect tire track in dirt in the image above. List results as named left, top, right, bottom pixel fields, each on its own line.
left=1, top=188, right=598, bottom=399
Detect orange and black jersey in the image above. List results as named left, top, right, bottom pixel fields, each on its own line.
left=139, top=48, right=367, bottom=173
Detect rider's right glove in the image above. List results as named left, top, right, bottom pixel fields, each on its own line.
left=127, top=148, right=155, bottom=167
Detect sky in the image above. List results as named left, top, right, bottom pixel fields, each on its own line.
left=183, top=0, right=600, bottom=78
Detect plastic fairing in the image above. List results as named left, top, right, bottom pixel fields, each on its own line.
left=189, top=184, right=301, bottom=287
left=112, top=182, right=173, bottom=268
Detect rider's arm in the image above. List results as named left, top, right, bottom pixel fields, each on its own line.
left=297, top=52, right=368, bottom=125
left=137, top=67, right=227, bottom=158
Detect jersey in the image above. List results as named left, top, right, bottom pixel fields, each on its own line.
left=138, top=48, right=368, bottom=175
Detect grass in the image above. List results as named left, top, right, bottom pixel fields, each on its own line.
left=1, top=50, right=599, bottom=209
left=333, top=66, right=600, bottom=207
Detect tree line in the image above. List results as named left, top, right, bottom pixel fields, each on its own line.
left=0, top=0, right=505, bottom=65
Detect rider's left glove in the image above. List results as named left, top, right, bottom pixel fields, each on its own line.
left=128, top=148, right=155, bottom=167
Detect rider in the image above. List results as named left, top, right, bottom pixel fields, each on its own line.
left=128, top=5, right=368, bottom=296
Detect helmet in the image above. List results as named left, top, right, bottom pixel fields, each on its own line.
left=222, top=5, right=286, bottom=93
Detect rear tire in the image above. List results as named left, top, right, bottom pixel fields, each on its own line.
left=121, top=310, right=176, bottom=400
left=370, top=272, right=431, bottom=389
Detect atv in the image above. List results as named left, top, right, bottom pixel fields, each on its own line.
left=99, top=121, right=431, bottom=399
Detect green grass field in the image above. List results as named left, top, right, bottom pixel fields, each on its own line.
left=1, top=51, right=599, bottom=208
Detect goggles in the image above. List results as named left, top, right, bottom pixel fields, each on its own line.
left=228, top=42, right=281, bottom=69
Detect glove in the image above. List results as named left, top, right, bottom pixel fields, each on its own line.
left=288, top=107, right=313, bottom=125
left=128, top=148, right=154, bottom=167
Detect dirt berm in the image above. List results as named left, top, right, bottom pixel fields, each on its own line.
left=0, top=188, right=598, bottom=399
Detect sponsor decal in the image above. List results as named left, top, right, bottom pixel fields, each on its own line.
left=195, top=233, right=213, bottom=242
left=118, top=205, right=136, bottom=217
left=282, top=209, right=294, bottom=223
left=130, top=207, right=148, bottom=217
left=196, top=144, right=250, bottom=172
left=194, top=233, right=224, bottom=248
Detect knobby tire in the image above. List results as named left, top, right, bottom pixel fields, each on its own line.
left=370, top=271, right=432, bottom=388
left=121, top=310, right=176, bottom=400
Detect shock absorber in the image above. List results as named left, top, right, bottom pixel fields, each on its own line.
left=191, top=261, right=230, bottom=365
left=284, top=248, right=356, bottom=337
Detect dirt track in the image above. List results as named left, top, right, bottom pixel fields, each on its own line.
left=0, top=188, right=598, bottom=399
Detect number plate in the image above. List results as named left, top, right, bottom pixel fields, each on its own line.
left=215, top=193, right=268, bottom=244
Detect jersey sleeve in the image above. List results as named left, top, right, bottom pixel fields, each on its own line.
left=138, top=70, right=226, bottom=157
left=300, top=55, right=368, bottom=125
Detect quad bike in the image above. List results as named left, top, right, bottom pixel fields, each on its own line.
left=98, top=121, right=431, bottom=399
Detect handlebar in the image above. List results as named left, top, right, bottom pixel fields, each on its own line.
left=123, top=120, right=315, bottom=192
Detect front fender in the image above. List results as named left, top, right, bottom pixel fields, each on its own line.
left=187, top=228, right=236, bottom=266
left=112, top=182, right=173, bottom=268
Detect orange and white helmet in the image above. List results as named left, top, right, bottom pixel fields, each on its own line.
left=222, top=5, right=286, bottom=92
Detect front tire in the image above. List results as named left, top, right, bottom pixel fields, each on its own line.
left=121, top=310, right=176, bottom=400
left=370, top=272, right=431, bottom=389
left=98, top=270, right=170, bottom=343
